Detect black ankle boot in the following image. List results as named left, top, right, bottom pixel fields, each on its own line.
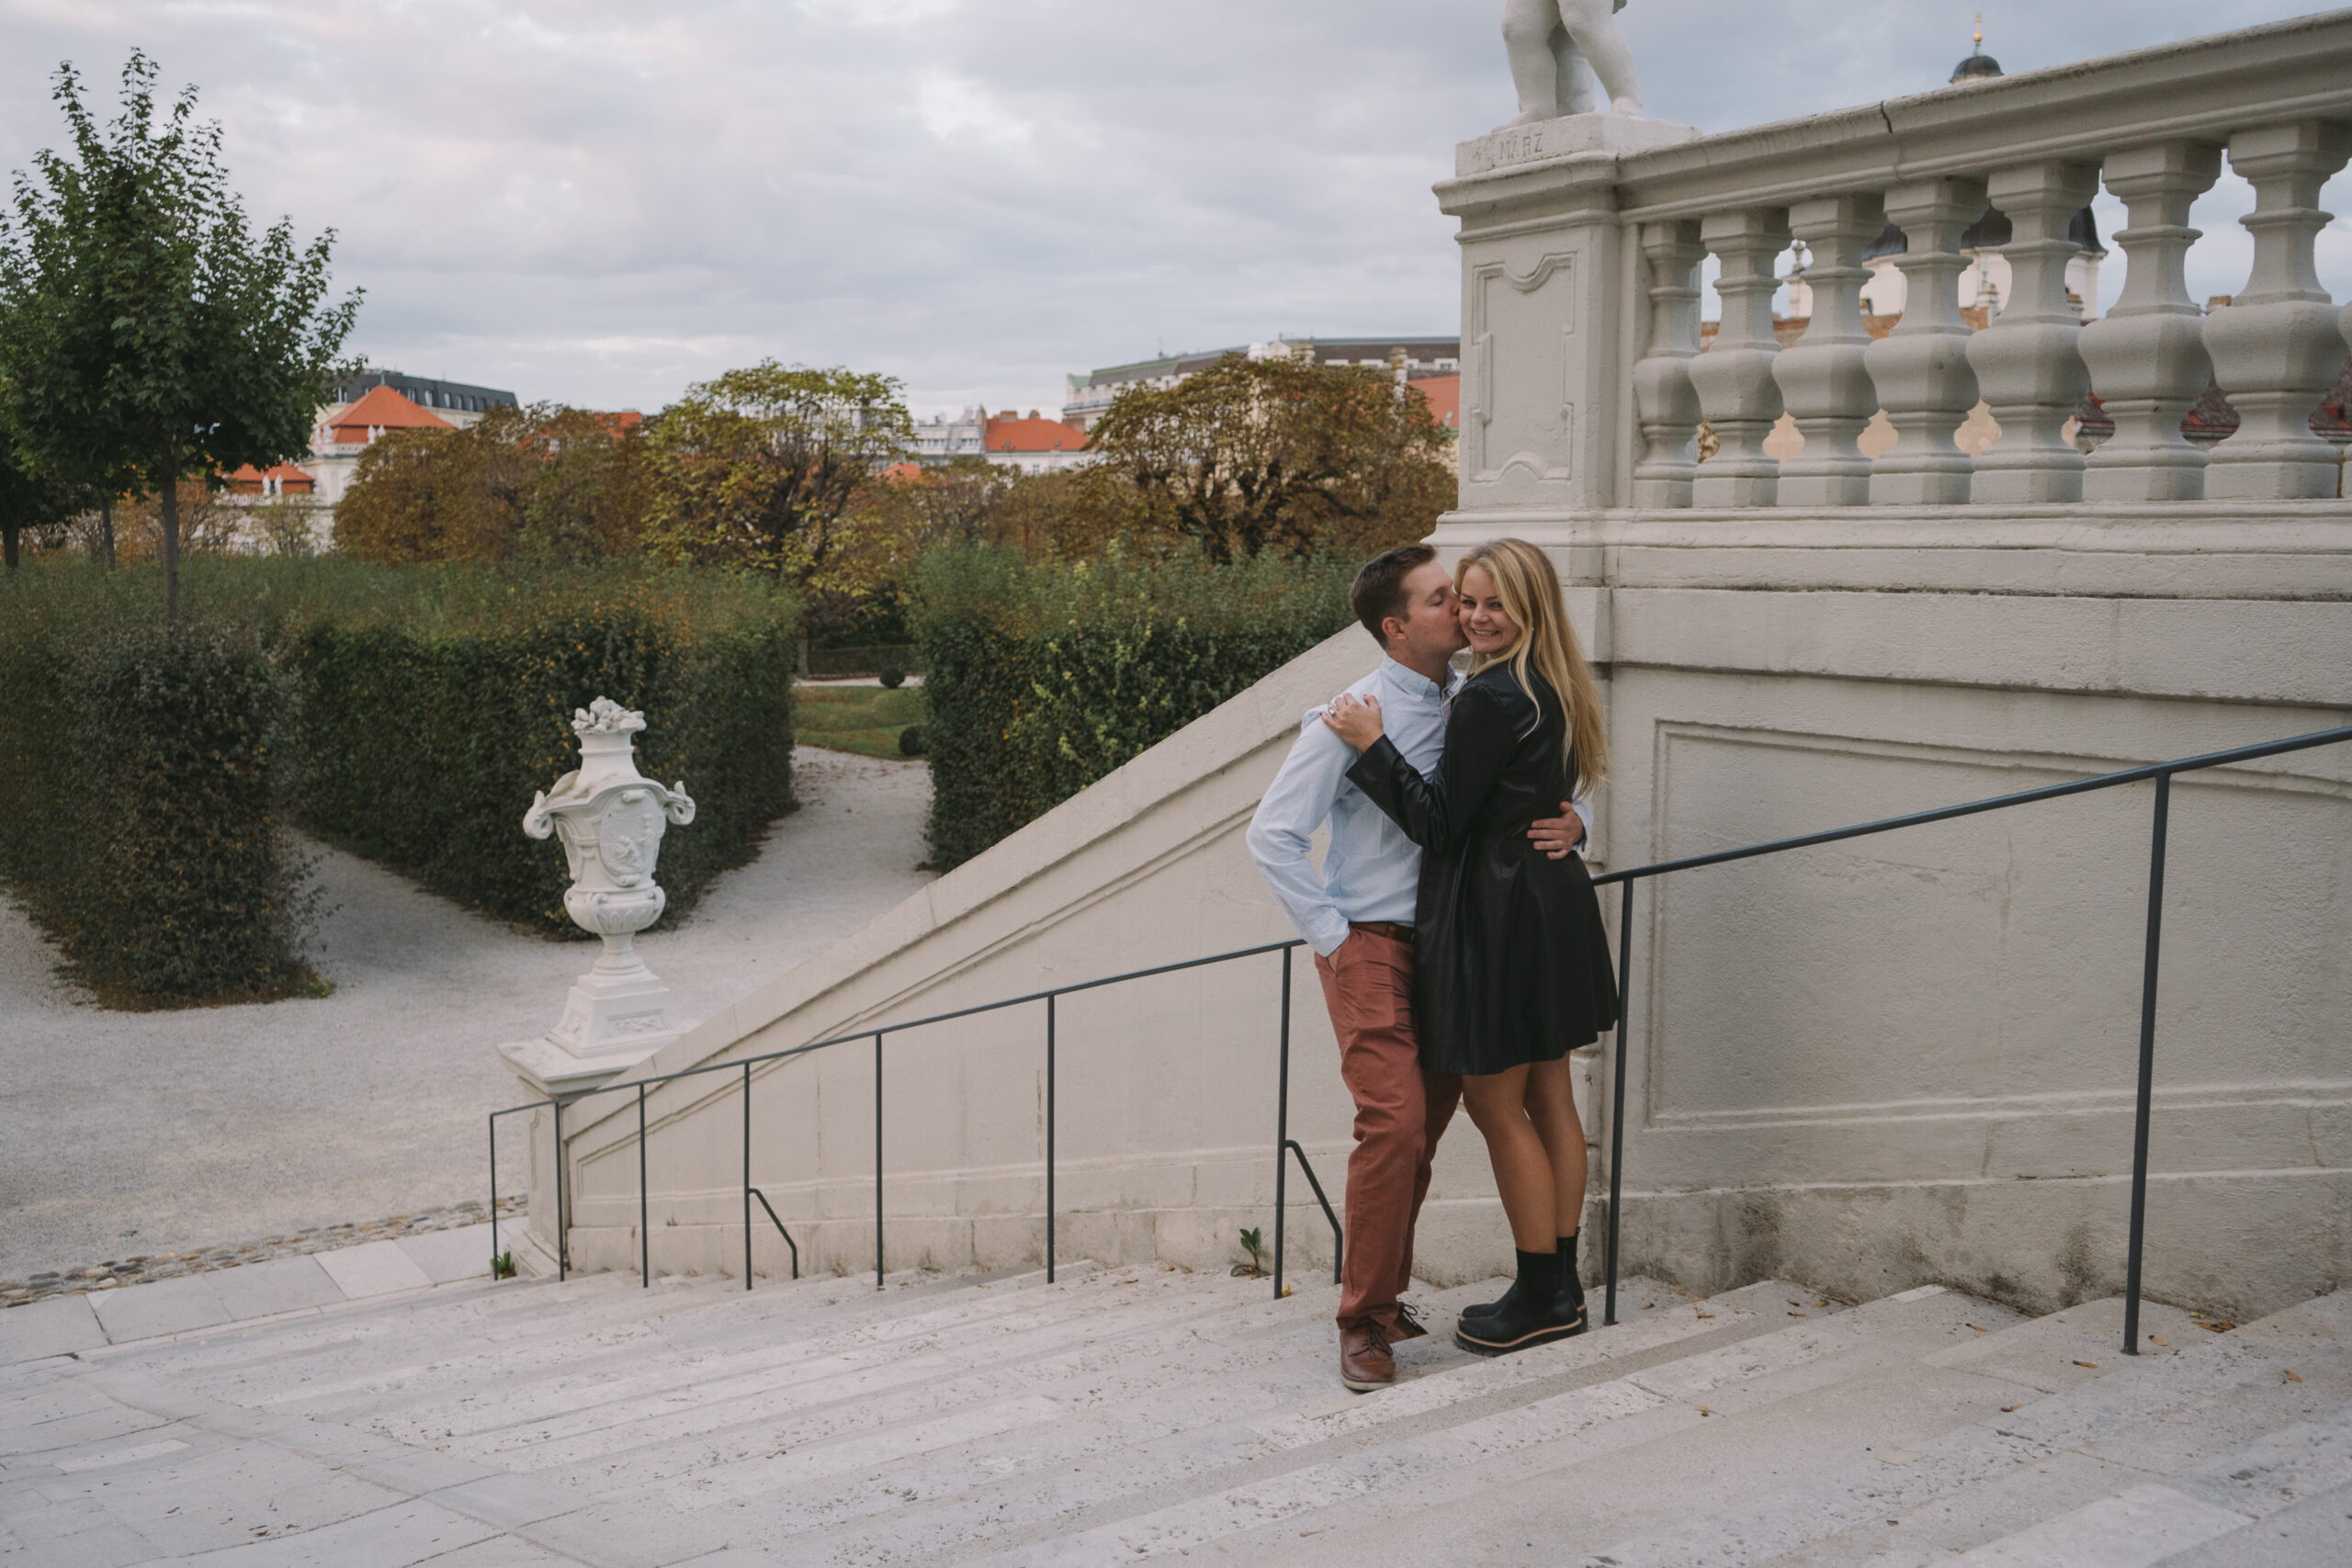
left=1558, top=1232, right=1587, bottom=1325
left=1466, top=1235, right=1586, bottom=1321
left=1454, top=1249, right=1586, bottom=1354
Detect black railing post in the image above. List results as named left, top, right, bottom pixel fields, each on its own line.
left=2123, top=772, right=2172, bottom=1356
left=875, top=1032, right=886, bottom=1291
left=1046, top=993, right=1057, bottom=1283
left=552, top=1098, right=567, bottom=1281
left=1606, top=875, right=1636, bottom=1328
left=1273, top=945, right=1293, bottom=1303
left=639, top=1083, right=650, bottom=1289
left=743, top=1061, right=754, bottom=1292
left=489, top=1112, right=500, bottom=1277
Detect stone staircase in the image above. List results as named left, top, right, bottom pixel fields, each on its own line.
left=4, top=1232, right=2347, bottom=1565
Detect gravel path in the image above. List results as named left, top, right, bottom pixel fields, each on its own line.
left=0, top=749, right=933, bottom=1286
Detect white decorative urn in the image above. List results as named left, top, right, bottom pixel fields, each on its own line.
left=499, top=697, right=697, bottom=1097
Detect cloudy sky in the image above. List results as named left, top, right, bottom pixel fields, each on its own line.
left=3, top=1, right=2346, bottom=419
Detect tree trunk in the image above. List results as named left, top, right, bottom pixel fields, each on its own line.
left=797, top=630, right=810, bottom=681
left=160, top=458, right=180, bottom=626
left=99, top=496, right=114, bottom=569
left=2, top=522, right=18, bottom=572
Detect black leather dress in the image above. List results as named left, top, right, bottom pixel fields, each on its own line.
left=1345, top=664, right=1620, bottom=1077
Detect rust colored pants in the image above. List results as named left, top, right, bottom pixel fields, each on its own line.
left=1314, top=925, right=1462, bottom=1331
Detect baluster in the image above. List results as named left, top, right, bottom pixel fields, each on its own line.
left=1689, top=208, right=1792, bottom=508
left=2079, top=143, right=2223, bottom=502
left=1967, top=163, right=2102, bottom=502
left=2204, top=122, right=2352, bottom=500
left=1632, top=220, right=1706, bottom=509
left=1865, top=177, right=1988, bottom=505
left=1773, top=194, right=1884, bottom=507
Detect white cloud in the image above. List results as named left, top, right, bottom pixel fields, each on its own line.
left=0, top=0, right=2344, bottom=418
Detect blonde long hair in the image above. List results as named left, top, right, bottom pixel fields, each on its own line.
left=1455, top=538, right=1609, bottom=795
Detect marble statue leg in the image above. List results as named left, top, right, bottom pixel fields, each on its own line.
left=1555, top=0, right=1644, bottom=116
left=1502, top=0, right=1566, bottom=125
left=1552, top=28, right=1598, bottom=118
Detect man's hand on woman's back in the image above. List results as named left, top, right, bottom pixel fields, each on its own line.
left=1528, top=803, right=1587, bottom=860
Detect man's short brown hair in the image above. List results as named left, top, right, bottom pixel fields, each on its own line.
left=1350, top=544, right=1438, bottom=648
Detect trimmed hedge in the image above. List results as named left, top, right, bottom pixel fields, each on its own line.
left=0, top=558, right=799, bottom=1006
left=0, top=567, right=312, bottom=1003
left=911, top=546, right=1356, bottom=871
left=272, top=563, right=799, bottom=933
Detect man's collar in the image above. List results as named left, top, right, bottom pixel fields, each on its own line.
left=1379, top=654, right=1450, bottom=704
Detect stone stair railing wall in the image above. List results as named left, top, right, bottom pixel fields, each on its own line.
left=526, top=13, right=2351, bottom=1327
left=1433, top=9, right=2352, bottom=1323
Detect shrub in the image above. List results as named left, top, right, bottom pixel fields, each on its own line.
left=910, top=546, right=1355, bottom=870
left=877, top=660, right=906, bottom=689
left=898, top=724, right=926, bottom=757
left=272, top=561, right=799, bottom=932
left=0, top=563, right=314, bottom=1003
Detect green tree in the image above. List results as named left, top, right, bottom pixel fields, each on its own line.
left=1085, top=355, right=1455, bottom=563
left=0, top=444, right=86, bottom=570
left=0, top=51, right=359, bottom=622
left=641, top=361, right=913, bottom=633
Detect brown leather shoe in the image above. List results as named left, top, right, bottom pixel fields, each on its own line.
left=1340, top=1321, right=1395, bottom=1392
left=1388, top=1303, right=1429, bottom=1341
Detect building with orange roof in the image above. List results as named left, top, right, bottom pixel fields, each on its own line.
left=300, top=385, right=456, bottom=509
left=909, top=408, right=1093, bottom=474
left=982, top=412, right=1091, bottom=475
left=224, top=462, right=316, bottom=498
left=299, top=371, right=521, bottom=513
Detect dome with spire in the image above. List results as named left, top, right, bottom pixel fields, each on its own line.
left=1952, top=14, right=2003, bottom=83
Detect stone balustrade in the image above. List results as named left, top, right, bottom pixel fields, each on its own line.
left=1437, top=11, right=2352, bottom=513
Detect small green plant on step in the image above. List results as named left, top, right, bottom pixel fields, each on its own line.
left=1233, top=1225, right=1266, bottom=1278
left=491, top=1250, right=516, bottom=1280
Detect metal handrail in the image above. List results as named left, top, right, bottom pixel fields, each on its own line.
left=1586, top=721, right=2352, bottom=1354
left=490, top=937, right=1343, bottom=1300
left=485, top=720, right=2352, bottom=1356
left=746, top=1189, right=799, bottom=1280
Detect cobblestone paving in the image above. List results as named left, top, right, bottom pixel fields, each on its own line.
left=0, top=1194, right=530, bottom=1308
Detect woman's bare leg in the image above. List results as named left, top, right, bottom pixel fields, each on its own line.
left=1460, top=1066, right=1557, bottom=1250
left=1524, top=1057, right=1588, bottom=1236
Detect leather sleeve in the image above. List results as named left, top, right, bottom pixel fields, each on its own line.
left=1343, top=682, right=1521, bottom=854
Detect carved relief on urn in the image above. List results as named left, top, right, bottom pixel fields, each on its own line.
left=502, top=697, right=697, bottom=1097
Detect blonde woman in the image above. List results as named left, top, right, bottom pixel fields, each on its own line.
left=1323, top=538, right=1617, bottom=1353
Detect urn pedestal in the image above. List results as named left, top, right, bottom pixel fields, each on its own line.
left=500, top=697, right=696, bottom=1099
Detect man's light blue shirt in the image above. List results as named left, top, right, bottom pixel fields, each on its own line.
left=1245, top=656, right=1457, bottom=957
left=1248, top=654, right=1594, bottom=957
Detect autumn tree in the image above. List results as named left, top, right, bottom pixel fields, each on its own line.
left=0, top=51, right=358, bottom=621
left=334, top=403, right=644, bottom=565
left=640, top=361, right=912, bottom=633
left=1084, top=355, right=1454, bottom=563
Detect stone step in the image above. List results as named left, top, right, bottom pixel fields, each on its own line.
left=338, top=1263, right=1205, bottom=1450
left=153, top=1261, right=1054, bottom=1420
left=927, top=1281, right=1999, bottom=1567
left=1727, top=1289, right=2352, bottom=1567
left=9, top=1230, right=2347, bottom=1568
left=741, top=1276, right=1752, bottom=1562
left=412, top=1267, right=1282, bottom=1466
left=1939, top=1398, right=2352, bottom=1566
left=565, top=1272, right=1562, bottom=1506
left=1285, top=1293, right=2274, bottom=1568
